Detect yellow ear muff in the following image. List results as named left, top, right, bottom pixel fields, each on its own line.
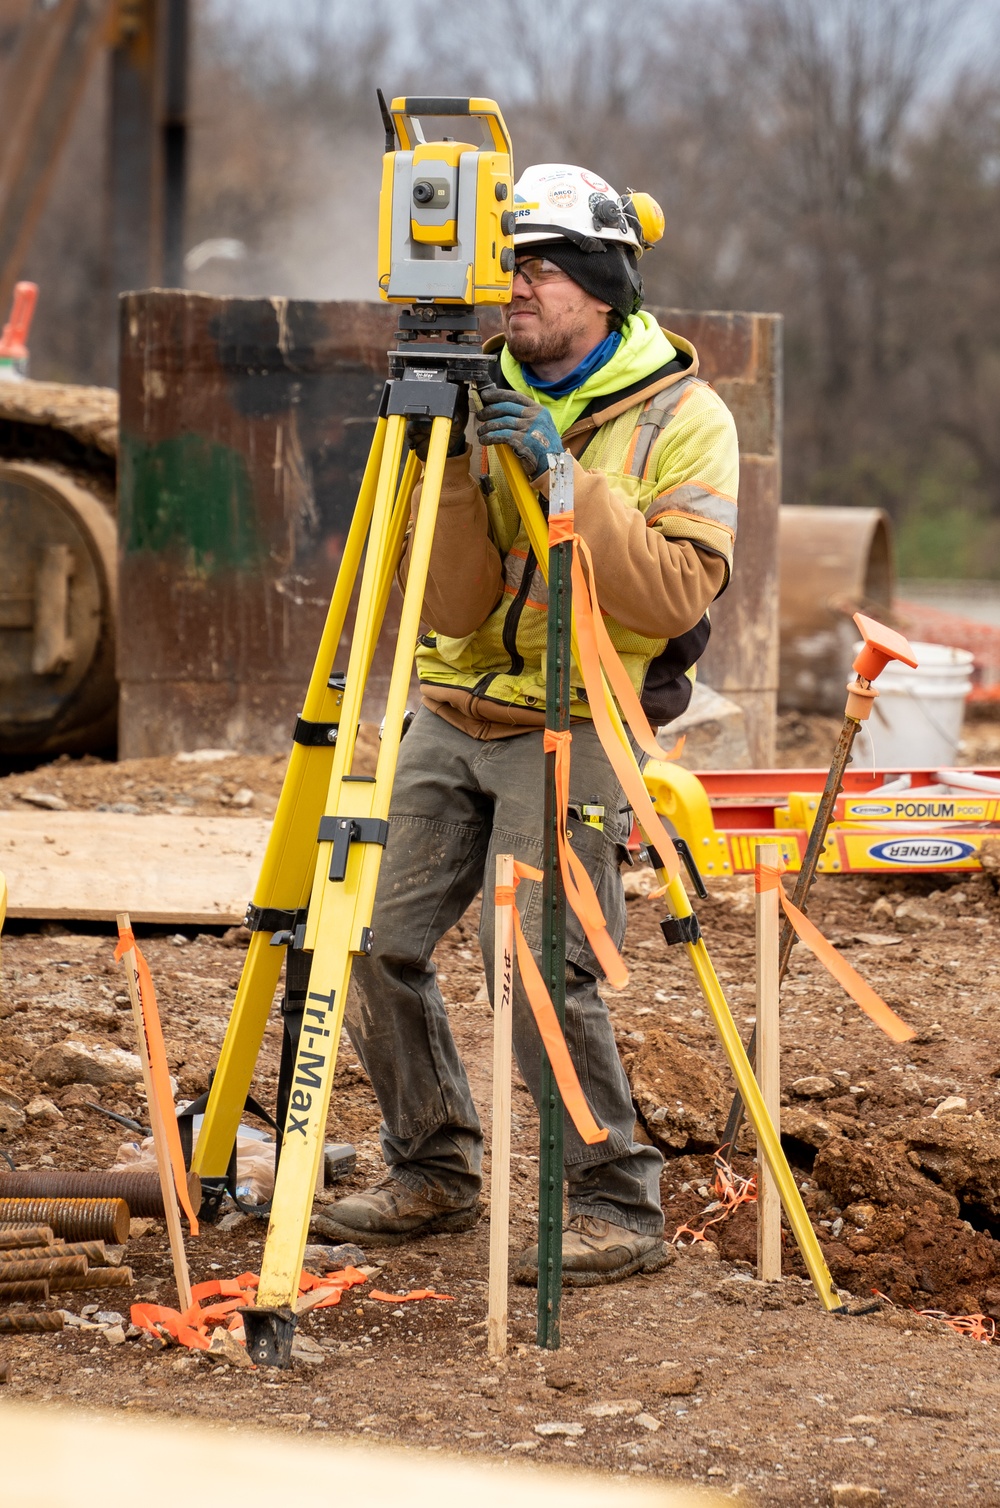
left=631, top=191, right=665, bottom=248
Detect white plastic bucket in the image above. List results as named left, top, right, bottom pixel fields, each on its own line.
left=861, top=641, right=974, bottom=767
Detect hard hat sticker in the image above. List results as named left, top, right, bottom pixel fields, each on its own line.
left=581, top=170, right=610, bottom=191
left=548, top=184, right=578, bottom=208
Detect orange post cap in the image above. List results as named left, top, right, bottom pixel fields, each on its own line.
left=0, top=282, right=38, bottom=360
left=852, top=612, right=918, bottom=682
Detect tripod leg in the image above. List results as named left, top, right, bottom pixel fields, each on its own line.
left=247, top=415, right=454, bottom=1352
left=193, top=419, right=399, bottom=1187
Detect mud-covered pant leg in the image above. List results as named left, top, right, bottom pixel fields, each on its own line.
left=476, top=724, right=664, bottom=1236
left=346, top=708, right=490, bottom=1208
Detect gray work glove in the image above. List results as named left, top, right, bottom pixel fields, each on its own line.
left=475, top=383, right=564, bottom=482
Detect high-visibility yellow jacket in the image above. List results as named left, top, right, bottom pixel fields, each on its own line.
left=404, top=314, right=739, bottom=741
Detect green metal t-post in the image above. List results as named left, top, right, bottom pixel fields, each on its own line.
left=537, top=451, right=573, bottom=1349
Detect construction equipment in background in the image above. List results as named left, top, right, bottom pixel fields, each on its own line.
left=0, top=0, right=190, bottom=320
left=0, top=443, right=118, bottom=758
left=644, top=759, right=1000, bottom=877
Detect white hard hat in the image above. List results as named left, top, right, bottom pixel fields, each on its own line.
left=512, top=163, right=659, bottom=254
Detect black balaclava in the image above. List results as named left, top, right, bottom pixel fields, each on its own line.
left=523, top=239, right=643, bottom=326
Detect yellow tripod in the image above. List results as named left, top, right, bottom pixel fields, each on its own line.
left=194, top=363, right=842, bottom=1367
left=192, top=355, right=462, bottom=1363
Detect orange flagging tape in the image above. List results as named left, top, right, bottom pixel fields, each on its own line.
left=755, top=861, right=916, bottom=1043
left=672, top=1150, right=757, bottom=1246
left=495, top=885, right=516, bottom=907
left=130, top=1266, right=369, bottom=1350
left=572, top=536, right=680, bottom=764
left=917, top=1309, right=996, bottom=1343
left=114, top=925, right=200, bottom=1235
left=369, top=1289, right=455, bottom=1303
left=567, top=536, right=681, bottom=883
left=510, top=860, right=608, bottom=1146
left=543, top=728, right=628, bottom=990
left=548, top=511, right=576, bottom=545
left=874, top=1290, right=996, bottom=1344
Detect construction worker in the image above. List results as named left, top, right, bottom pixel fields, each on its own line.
left=325, top=164, right=739, bottom=1285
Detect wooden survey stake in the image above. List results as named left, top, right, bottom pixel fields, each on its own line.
left=487, top=854, right=515, bottom=1359
left=755, top=844, right=781, bottom=1282
left=117, top=912, right=192, bottom=1311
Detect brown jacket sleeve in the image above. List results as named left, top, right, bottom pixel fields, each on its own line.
left=398, top=448, right=504, bottom=638
left=556, top=459, right=726, bottom=638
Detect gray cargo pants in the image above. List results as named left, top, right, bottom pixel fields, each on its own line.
left=345, top=706, right=664, bottom=1235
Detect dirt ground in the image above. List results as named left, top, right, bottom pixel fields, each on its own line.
left=1, top=713, right=999, bottom=1505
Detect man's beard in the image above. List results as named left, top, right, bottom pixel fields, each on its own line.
left=503, top=302, right=588, bottom=366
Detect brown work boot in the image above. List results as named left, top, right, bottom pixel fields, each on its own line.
left=514, top=1213, right=671, bottom=1287
left=316, top=1177, right=480, bottom=1247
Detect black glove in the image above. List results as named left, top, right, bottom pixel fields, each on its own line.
left=475, top=383, right=564, bottom=482
left=405, top=383, right=469, bottom=462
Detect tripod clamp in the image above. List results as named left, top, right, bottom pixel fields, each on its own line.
left=382, top=347, right=496, bottom=421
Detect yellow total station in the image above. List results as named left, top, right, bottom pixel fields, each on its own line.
left=377, top=94, right=515, bottom=307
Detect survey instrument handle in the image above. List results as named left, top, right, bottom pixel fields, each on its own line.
left=390, top=96, right=512, bottom=155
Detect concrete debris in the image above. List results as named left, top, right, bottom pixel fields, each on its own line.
left=207, top=1326, right=255, bottom=1370
left=780, top=1106, right=838, bottom=1148
left=174, top=749, right=238, bottom=763
left=217, top=1211, right=254, bottom=1234
left=635, top=1412, right=661, bottom=1431
left=534, top=1421, right=585, bottom=1437
left=894, top=899, right=944, bottom=933
left=303, top=1242, right=366, bottom=1270
left=290, top=1332, right=327, bottom=1365
left=585, top=1400, right=643, bottom=1418
left=30, top=1039, right=143, bottom=1088
left=0, top=1088, right=26, bottom=1136
left=791, top=1075, right=838, bottom=1099
left=25, top=1097, right=63, bottom=1121
left=17, top=790, right=69, bottom=811
left=930, top=1096, right=968, bottom=1118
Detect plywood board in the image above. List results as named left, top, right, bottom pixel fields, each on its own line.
left=0, top=812, right=272, bottom=923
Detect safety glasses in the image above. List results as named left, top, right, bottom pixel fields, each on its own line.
left=512, top=256, right=571, bottom=287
